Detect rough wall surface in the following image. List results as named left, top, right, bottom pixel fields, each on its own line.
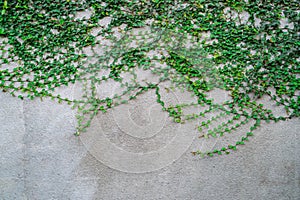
left=0, top=91, right=299, bottom=200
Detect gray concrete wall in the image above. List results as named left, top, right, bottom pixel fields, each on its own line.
left=0, top=90, right=299, bottom=200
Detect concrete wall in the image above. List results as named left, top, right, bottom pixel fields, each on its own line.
left=0, top=91, right=299, bottom=200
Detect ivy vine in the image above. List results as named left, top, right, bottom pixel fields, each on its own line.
left=0, top=0, right=299, bottom=157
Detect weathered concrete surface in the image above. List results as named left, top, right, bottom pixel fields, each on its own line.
left=0, top=89, right=299, bottom=200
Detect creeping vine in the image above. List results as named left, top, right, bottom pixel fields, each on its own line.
left=0, top=0, right=299, bottom=157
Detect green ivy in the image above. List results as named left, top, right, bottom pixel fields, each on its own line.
left=1, top=0, right=299, bottom=157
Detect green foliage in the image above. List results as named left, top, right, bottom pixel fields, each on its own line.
left=0, top=0, right=299, bottom=157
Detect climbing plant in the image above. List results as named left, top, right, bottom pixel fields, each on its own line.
left=0, top=0, right=299, bottom=157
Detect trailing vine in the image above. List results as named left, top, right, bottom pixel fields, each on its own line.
left=0, top=0, right=299, bottom=157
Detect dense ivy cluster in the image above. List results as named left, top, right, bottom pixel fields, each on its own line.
left=1, top=0, right=299, bottom=157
